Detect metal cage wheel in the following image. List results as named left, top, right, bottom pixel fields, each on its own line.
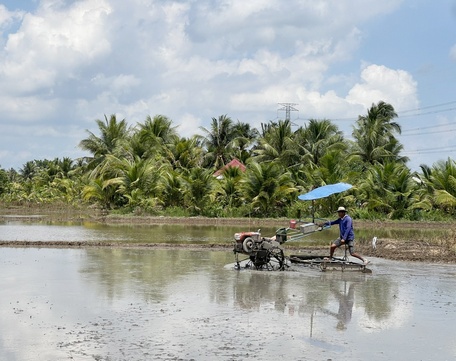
left=266, top=247, right=285, bottom=270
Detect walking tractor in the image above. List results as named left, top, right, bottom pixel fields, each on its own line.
left=232, top=183, right=372, bottom=273
left=232, top=221, right=325, bottom=271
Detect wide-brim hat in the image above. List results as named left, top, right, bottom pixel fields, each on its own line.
left=336, top=206, right=347, bottom=212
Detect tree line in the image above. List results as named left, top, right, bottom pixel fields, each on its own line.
left=1, top=100, right=455, bottom=220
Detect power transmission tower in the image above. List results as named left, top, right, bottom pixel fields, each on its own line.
left=278, top=103, right=298, bottom=121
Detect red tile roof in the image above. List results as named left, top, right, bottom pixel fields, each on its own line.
left=213, top=159, right=246, bottom=177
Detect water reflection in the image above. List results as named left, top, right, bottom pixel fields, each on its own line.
left=320, top=280, right=355, bottom=330
left=80, top=247, right=403, bottom=335
left=81, top=248, right=231, bottom=302
left=1, top=246, right=456, bottom=360
left=214, top=266, right=407, bottom=339
left=0, top=220, right=276, bottom=244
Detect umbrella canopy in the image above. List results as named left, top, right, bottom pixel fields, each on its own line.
left=298, top=183, right=352, bottom=201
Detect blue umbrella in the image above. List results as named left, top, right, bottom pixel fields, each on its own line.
left=298, top=182, right=353, bottom=201
left=298, top=183, right=353, bottom=222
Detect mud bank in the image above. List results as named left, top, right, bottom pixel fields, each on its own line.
left=357, top=238, right=456, bottom=263
left=0, top=240, right=233, bottom=250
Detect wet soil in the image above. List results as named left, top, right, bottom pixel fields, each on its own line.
left=357, top=238, right=456, bottom=263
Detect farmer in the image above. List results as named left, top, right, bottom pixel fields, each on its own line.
left=320, top=206, right=369, bottom=265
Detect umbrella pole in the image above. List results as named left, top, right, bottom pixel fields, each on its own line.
left=312, top=200, right=315, bottom=223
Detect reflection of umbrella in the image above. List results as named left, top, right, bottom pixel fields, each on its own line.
left=298, top=183, right=353, bottom=221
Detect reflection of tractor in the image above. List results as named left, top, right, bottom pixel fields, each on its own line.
left=233, top=222, right=321, bottom=271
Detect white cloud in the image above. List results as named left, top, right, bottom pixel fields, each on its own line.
left=229, top=62, right=418, bottom=122
left=0, top=0, right=429, bottom=169
left=0, top=4, right=24, bottom=30
left=177, top=113, right=203, bottom=138
left=0, top=95, right=57, bottom=121
left=90, top=74, right=141, bottom=94
left=346, top=64, right=418, bottom=111
left=0, top=0, right=112, bottom=95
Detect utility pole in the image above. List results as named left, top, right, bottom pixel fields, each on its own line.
left=278, top=103, right=298, bottom=121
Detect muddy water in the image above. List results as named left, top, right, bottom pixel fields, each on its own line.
left=0, top=219, right=246, bottom=244
left=0, top=246, right=455, bottom=361
left=1, top=221, right=456, bottom=360
left=0, top=219, right=451, bottom=246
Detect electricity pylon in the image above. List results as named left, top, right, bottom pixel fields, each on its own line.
left=278, top=103, right=298, bottom=121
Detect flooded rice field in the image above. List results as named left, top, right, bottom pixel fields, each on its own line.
left=1, top=220, right=456, bottom=360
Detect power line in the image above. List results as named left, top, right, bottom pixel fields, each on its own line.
left=402, top=145, right=456, bottom=155
left=401, top=128, right=456, bottom=137
left=402, top=120, right=456, bottom=133
left=272, top=100, right=456, bottom=158
left=301, top=99, right=456, bottom=123
left=398, top=100, right=456, bottom=114
left=398, top=106, right=456, bottom=119
left=271, top=101, right=456, bottom=157
left=403, top=149, right=456, bottom=155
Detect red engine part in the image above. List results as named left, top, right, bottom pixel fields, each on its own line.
left=233, top=231, right=261, bottom=253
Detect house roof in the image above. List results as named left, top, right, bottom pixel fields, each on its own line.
left=213, top=159, right=246, bottom=177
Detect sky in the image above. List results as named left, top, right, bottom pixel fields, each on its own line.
left=0, top=0, right=455, bottom=171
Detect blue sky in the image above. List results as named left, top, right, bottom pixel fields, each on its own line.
left=0, top=0, right=455, bottom=171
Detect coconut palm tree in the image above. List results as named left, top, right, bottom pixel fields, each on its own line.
left=137, top=115, right=179, bottom=159
left=384, top=136, right=409, bottom=164
left=213, top=166, right=244, bottom=209
left=241, top=160, right=297, bottom=217
left=254, top=119, right=298, bottom=168
left=200, top=115, right=236, bottom=169
left=101, top=154, right=161, bottom=204
left=419, top=158, right=456, bottom=212
left=50, top=177, right=81, bottom=204
left=291, top=149, right=355, bottom=218
left=82, top=152, right=162, bottom=210
left=158, top=167, right=185, bottom=208
left=82, top=178, right=118, bottom=210
left=58, top=157, right=75, bottom=178
left=357, top=162, right=417, bottom=218
left=167, top=136, right=204, bottom=172
left=231, top=120, right=259, bottom=164
left=0, top=168, right=9, bottom=195
left=79, top=114, right=131, bottom=170
left=352, top=101, right=406, bottom=166
left=295, top=119, right=346, bottom=167
left=19, top=161, right=37, bottom=181
left=182, top=167, right=215, bottom=215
